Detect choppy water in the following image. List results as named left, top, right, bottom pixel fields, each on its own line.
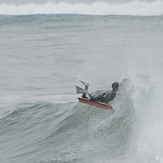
left=0, top=1, right=163, bottom=163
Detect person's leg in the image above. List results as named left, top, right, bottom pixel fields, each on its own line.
left=89, top=94, right=102, bottom=102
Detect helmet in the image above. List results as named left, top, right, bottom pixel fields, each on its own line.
left=112, top=82, right=119, bottom=90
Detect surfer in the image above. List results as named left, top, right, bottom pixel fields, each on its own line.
left=88, top=82, right=119, bottom=103
left=76, top=81, right=119, bottom=104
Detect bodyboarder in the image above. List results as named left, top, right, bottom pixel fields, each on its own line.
left=76, top=81, right=119, bottom=104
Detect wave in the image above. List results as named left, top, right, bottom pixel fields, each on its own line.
left=0, top=77, right=163, bottom=162
left=0, top=79, right=135, bottom=162
left=0, top=1, right=163, bottom=16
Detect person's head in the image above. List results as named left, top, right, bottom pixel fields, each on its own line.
left=112, top=82, right=119, bottom=91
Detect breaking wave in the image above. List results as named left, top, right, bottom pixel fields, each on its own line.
left=1, top=76, right=162, bottom=162
left=0, top=1, right=163, bottom=16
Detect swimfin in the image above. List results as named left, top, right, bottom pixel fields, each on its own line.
left=76, top=86, right=87, bottom=94
left=79, top=80, right=89, bottom=87
left=79, top=80, right=89, bottom=91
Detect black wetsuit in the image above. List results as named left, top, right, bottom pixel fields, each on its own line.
left=89, top=90, right=116, bottom=103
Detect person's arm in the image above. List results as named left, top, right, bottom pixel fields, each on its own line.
left=104, top=91, right=116, bottom=103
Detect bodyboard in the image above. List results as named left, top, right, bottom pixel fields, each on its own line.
left=78, top=97, right=112, bottom=110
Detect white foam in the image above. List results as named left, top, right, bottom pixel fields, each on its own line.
left=126, top=76, right=163, bottom=162
left=0, top=1, right=163, bottom=16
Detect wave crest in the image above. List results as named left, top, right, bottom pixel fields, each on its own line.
left=0, top=1, right=163, bottom=16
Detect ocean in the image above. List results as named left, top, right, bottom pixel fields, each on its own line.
left=0, top=0, right=163, bottom=163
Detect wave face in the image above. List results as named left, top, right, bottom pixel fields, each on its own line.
left=0, top=79, right=135, bottom=163
left=0, top=1, right=163, bottom=16
left=0, top=77, right=163, bottom=163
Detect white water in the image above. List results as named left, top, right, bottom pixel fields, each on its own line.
left=128, top=76, right=163, bottom=163
left=0, top=1, right=163, bottom=16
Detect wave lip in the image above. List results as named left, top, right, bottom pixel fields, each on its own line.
left=0, top=1, right=163, bottom=16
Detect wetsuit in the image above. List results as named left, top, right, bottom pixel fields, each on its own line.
left=89, top=90, right=116, bottom=103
